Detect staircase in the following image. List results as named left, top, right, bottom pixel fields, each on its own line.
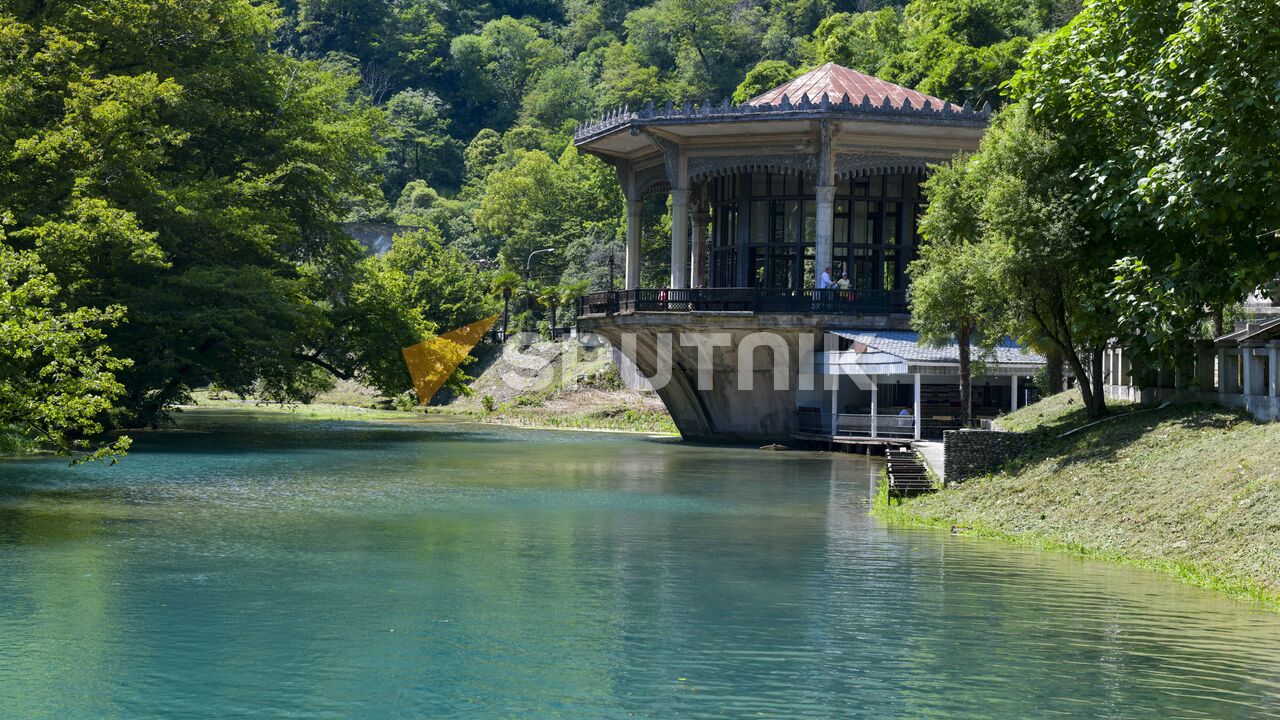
left=885, top=448, right=936, bottom=500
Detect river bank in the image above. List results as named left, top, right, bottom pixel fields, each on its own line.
left=185, top=337, right=676, bottom=435
left=878, top=392, right=1280, bottom=609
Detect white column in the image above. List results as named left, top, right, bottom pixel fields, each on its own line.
left=913, top=373, right=922, bottom=441
left=670, top=188, right=690, bottom=289
left=814, top=185, right=835, bottom=287
left=625, top=200, right=643, bottom=290
left=1011, top=374, right=1019, bottom=413
left=870, top=375, right=878, bottom=439
left=830, top=374, right=839, bottom=437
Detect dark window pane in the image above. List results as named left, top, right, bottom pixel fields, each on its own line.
left=750, top=201, right=768, bottom=244
left=886, top=174, right=903, bottom=198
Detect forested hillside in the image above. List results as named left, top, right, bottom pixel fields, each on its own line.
left=277, top=0, right=1080, bottom=284
left=0, top=0, right=1078, bottom=459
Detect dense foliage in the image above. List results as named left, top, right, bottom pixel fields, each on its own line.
left=271, top=0, right=1076, bottom=292
left=910, top=0, right=1280, bottom=416
left=13, top=0, right=1270, bottom=452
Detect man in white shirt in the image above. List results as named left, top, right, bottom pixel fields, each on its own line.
left=819, top=266, right=833, bottom=289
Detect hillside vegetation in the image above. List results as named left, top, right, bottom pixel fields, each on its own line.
left=885, top=392, right=1280, bottom=608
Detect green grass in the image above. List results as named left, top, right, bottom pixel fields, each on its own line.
left=0, top=426, right=40, bottom=458
left=878, top=391, right=1280, bottom=610
left=425, top=402, right=678, bottom=435
left=189, top=391, right=677, bottom=435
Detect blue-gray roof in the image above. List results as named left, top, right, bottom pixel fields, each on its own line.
left=831, top=330, right=1046, bottom=366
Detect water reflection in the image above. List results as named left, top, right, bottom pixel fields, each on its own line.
left=0, top=412, right=1278, bottom=718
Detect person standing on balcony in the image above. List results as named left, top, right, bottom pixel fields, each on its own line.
left=819, top=267, right=834, bottom=289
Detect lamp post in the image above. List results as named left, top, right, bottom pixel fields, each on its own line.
left=525, top=248, right=557, bottom=335
left=525, top=248, right=557, bottom=279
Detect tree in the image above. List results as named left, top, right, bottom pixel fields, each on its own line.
left=1013, top=0, right=1280, bottom=374
left=0, top=238, right=131, bottom=464
left=0, top=2, right=398, bottom=427
left=381, top=89, right=464, bottom=196
left=491, top=270, right=522, bottom=340
left=914, top=105, right=1112, bottom=416
left=970, top=106, right=1113, bottom=415
left=732, top=60, right=798, bottom=103
left=910, top=159, right=997, bottom=421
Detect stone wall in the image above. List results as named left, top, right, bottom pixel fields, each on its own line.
left=943, top=429, right=1031, bottom=484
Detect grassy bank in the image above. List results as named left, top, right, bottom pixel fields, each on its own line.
left=185, top=337, right=677, bottom=436
left=878, top=391, right=1280, bottom=609
left=0, top=427, right=40, bottom=458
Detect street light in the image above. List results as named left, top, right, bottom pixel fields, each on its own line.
left=525, top=248, right=557, bottom=278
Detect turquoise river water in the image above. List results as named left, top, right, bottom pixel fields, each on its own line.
left=2, top=411, right=1280, bottom=719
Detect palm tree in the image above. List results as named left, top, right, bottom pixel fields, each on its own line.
left=537, top=284, right=562, bottom=340
left=491, top=270, right=521, bottom=341
left=557, top=281, right=589, bottom=342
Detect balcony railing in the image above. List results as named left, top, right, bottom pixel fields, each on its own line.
left=796, top=408, right=982, bottom=441
left=577, top=287, right=908, bottom=318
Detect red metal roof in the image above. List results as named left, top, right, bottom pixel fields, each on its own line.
left=749, top=63, right=947, bottom=109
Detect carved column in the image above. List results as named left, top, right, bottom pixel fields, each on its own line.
left=616, top=161, right=644, bottom=290
left=690, top=183, right=710, bottom=288
left=670, top=189, right=691, bottom=289
left=815, top=186, right=835, bottom=287
left=625, top=200, right=643, bottom=289
left=814, top=121, right=837, bottom=287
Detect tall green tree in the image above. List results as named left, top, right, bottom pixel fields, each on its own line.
left=0, top=1, right=402, bottom=427
left=0, top=236, right=131, bottom=463
left=1014, top=0, right=1280, bottom=370
left=911, top=156, right=1004, bottom=421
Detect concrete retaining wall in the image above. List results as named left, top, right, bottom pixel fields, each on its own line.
left=943, top=429, right=1030, bottom=484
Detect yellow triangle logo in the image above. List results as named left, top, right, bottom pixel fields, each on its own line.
left=401, top=314, right=501, bottom=406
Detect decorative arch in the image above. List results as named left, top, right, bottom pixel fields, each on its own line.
left=834, top=154, right=935, bottom=179
left=634, top=164, right=672, bottom=198
left=688, top=154, right=817, bottom=184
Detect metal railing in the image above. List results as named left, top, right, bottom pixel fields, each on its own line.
left=835, top=413, right=917, bottom=439
left=795, top=409, right=983, bottom=440
left=577, top=287, right=908, bottom=318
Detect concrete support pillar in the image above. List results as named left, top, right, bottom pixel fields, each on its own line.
left=913, top=373, right=922, bottom=441
left=1270, top=346, right=1279, bottom=421
left=815, top=185, right=836, bottom=287
left=670, top=188, right=690, bottom=289
left=1011, top=374, right=1019, bottom=413
left=690, top=185, right=710, bottom=289
left=1270, top=346, right=1279, bottom=398
left=870, top=375, right=879, bottom=439
left=625, top=200, right=643, bottom=290
left=1218, top=347, right=1229, bottom=402
left=1196, top=346, right=1215, bottom=391
left=1244, top=350, right=1255, bottom=409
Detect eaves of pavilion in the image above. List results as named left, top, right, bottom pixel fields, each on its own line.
left=573, top=63, right=991, bottom=290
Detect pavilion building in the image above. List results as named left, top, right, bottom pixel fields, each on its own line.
left=574, top=64, right=1046, bottom=442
